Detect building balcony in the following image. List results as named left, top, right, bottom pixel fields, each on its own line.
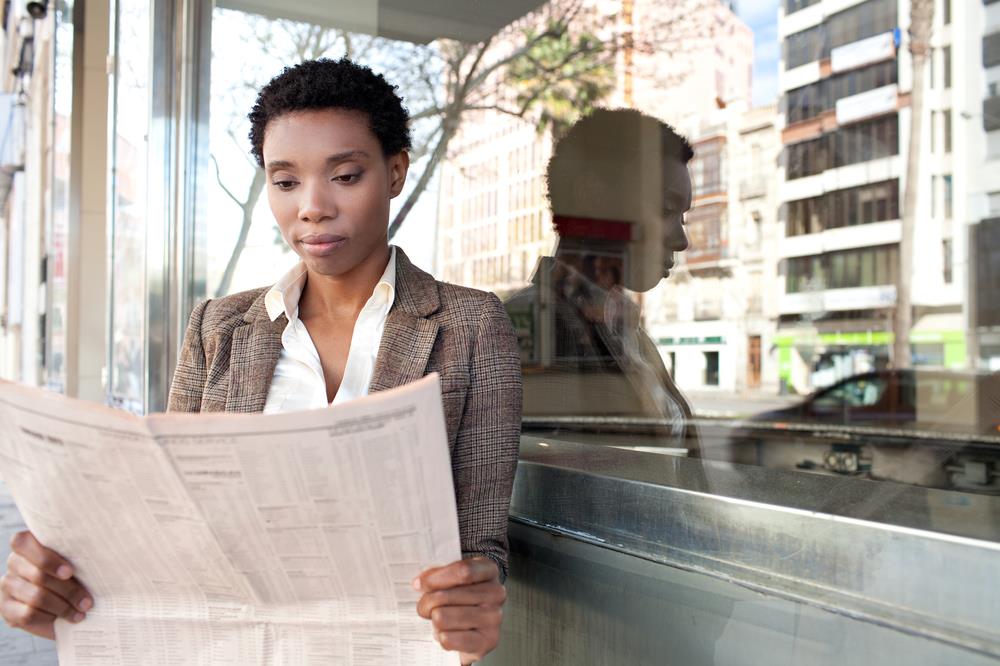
left=684, top=247, right=736, bottom=277
left=694, top=301, right=723, bottom=321
left=740, top=177, right=768, bottom=199
left=779, top=285, right=897, bottom=315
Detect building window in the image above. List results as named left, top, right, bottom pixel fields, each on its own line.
left=785, top=60, right=897, bottom=125
left=785, top=180, right=899, bottom=236
left=985, top=31, right=1000, bottom=69
left=785, top=0, right=821, bottom=15
left=787, top=245, right=899, bottom=292
left=944, top=110, right=952, bottom=153
left=692, top=140, right=724, bottom=196
left=704, top=351, right=720, bottom=386
left=942, top=0, right=950, bottom=25
left=686, top=203, right=727, bottom=263
left=784, top=24, right=824, bottom=70
left=786, top=116, right=898, bottom=180
left=944, top=174, right=953, bottom=218
left=783, top=0, right=897, bottom=70
left=943, top=239, right=953, bottom=284
left=826, top=0, right=897, bottom=55
left=943, top=46, right=951, bottom=89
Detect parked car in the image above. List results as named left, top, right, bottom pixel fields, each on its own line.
left=752, top=369, right=999, bottom=434
left=727, top=369, right=1000, bottom=493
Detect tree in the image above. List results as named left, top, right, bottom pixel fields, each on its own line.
left=210, top=0, right=715, bottom=295
left=894, top=0, right=934, bottom=369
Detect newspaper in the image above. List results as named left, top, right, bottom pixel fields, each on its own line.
left=0, top=374, right=461, bottom=666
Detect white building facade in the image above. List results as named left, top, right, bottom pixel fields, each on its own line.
left=648, top=103, right=783, bottom=394
left=774, top=0, right=987, bottom=391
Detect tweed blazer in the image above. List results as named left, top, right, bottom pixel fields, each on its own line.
left=166, top=248, right=523, bottom=580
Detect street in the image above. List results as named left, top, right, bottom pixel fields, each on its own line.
left=684, top=390, right=801, bottom=419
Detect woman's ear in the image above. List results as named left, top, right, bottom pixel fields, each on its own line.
left=388, top=151, right=410, bottom=198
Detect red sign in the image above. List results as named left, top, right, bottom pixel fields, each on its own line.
left=552, top=215, right=632, bottom=241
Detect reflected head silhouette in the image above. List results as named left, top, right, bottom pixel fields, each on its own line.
left=545, top=108, right=694, bottom=292
left=505, top=107, right=699, bottom=454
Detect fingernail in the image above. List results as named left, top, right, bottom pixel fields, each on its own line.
left=78, top=598, right=93, bottom=611
left=411, top=577, right=422, bottom=592
left=56, top=565, right=72, bottom=580
left=72, top=613, right=85, bottom=623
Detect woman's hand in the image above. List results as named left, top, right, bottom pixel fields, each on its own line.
left=413, top=557, right=506, bottom=665
left=0, top=531, right=93, bottom=639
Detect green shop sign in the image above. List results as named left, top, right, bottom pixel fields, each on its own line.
left=657, top=336, right=725, bottom=346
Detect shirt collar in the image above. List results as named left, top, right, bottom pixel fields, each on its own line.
left=264, top=246, right=397, bottom=322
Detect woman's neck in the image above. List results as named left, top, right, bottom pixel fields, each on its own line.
left=298, top=243, right=391, bottom=320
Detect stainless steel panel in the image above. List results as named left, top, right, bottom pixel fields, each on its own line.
left=509, top=438, right=1000, bottom=659
left=483, top=522, right=1000, bottom=665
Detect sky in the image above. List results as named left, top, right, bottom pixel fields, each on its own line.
left=736, top=0, right=781, bottom=107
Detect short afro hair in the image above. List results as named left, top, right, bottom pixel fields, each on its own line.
left=248, top=58, right=412, bottom=167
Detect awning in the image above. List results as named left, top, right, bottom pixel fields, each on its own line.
left=910, top=313, right=965, bottom=344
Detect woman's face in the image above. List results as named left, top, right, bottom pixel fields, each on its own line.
left=262, top=108, right=408, bottom=276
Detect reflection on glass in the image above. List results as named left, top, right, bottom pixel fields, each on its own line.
left=108, top=0, right=150, bottom=413
left=46, top=0, right=73, bottom=392
left=505, top=109, right=697, bottom=454
left=193, top=0, right=1000, bottom=506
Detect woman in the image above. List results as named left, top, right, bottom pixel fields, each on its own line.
left=0, top=58, right=521, bottom=664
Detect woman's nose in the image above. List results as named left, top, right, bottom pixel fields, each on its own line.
left=664, top=216, right=689, bottom=252
left=299, top=182, right=337, bottom=222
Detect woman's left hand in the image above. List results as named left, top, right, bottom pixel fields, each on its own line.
left=413, top=557, right=506, bottom=665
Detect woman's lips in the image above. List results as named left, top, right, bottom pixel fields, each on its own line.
left=299, top=234, right=346, bottom=257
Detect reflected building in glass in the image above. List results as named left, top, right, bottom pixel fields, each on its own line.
left=435, top=0, right=754, bottom=297
left=974, top=0, right=1000, bottom=368
left=777, top=0, right=992, bottom=389
left=647, top=102, right=783, bottom=396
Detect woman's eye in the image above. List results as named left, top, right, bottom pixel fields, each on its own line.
left=273, top=180, right=297, bottom=191
left=333, top=172, right=362, bottom=184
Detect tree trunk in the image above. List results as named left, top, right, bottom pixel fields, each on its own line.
left=216, top=167, right=266, bottom=297
left=894, top=0, right=934, bottom=369
left=387, top=115, right=460, bottom=240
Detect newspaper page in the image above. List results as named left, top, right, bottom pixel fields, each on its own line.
left=0, top=374, right=461, bottom=666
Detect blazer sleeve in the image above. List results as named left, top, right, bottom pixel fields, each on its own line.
left=454, top=292, right=523, bottom=583
left=167, top=299, right=210, bottom=413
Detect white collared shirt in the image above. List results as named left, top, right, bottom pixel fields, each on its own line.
left=262, top=246, right=397, bottom=413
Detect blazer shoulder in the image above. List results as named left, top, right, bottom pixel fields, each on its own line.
left=199, top=286, right=270, bottom=333
left=434, top=279, right=498, bottom=310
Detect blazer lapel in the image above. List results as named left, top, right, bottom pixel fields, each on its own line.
left=369, top=248, right=442, bottom=393
left=369, top=312, right=440, bottom=392
left=226, top=293, right=287, bottom=413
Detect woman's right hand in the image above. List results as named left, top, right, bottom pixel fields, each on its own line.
left=0, top=531, right=93, bottom=639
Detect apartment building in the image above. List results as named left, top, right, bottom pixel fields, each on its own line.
left=973, top=0, right=1000, bottom=369
left=775, top=0, right=981, bottom=391
left=648, top=103, right=782, bottom=393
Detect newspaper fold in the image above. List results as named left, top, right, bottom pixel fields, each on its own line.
left=0, top=374, right=461, bottom=666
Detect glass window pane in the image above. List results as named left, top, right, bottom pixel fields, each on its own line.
left=108, top=0, right=151, bottom=413
left=45, top=0, right=74, bottom=393
left=31, top=1, right=982, bottom=630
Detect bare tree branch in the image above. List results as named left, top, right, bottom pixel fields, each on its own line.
left=215, top=167, right=267, bottom=298
left=210, top=154, right=243, bottom=208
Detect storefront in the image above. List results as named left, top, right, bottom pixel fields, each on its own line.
left=654, top=328, right=737, bottom=392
